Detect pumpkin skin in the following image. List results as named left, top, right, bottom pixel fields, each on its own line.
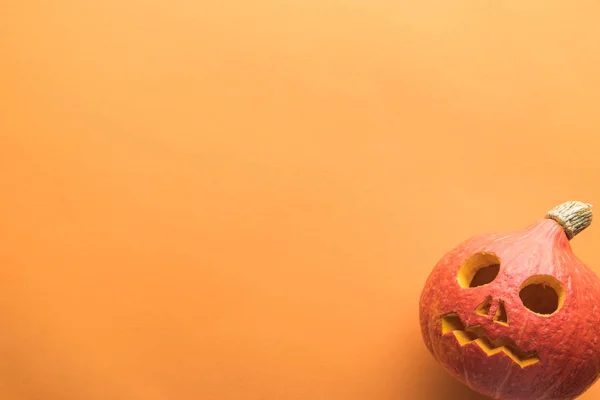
left=420, top=203, right=600, bottom=400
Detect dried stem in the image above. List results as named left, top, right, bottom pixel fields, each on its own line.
left=546, top=201, right=593, bottom=240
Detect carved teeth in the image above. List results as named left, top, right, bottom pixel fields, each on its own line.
left=441, top=313, right=539, bottom=368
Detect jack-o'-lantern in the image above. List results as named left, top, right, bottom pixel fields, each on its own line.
left=419, top=201, right=600, bottom=400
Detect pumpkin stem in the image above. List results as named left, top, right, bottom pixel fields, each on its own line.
left=546, top=201, right=593, bottom=240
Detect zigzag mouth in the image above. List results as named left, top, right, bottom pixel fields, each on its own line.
left=441, top=313, right=540, bottom=368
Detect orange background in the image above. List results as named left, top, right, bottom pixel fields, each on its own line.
left=2, top=1, right=600, bottom=399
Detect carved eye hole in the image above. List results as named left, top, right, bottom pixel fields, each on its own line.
left=519, top=275, right=566, bottom=316
left=458, top=252, right=501, bottom=288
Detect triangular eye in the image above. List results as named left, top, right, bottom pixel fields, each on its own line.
left=458, top=252, right=501, bottom=288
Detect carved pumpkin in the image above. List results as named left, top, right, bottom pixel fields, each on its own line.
left=419, top=201, right=600, bottom=400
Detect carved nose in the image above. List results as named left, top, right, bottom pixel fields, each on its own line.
left=476, top=297, right=509, bottom=325
left=489, top=297, right=501, bottom=317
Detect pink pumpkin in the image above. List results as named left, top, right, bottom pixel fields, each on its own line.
left=420, top=201, right=600, bottom=399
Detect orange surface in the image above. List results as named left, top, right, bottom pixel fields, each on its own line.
left=2, top=1, right=600, bottom=399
